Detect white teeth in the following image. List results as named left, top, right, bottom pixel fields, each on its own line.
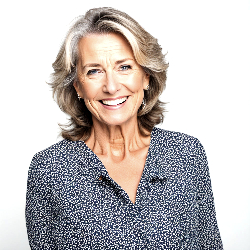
left=102, top=97, right=127, bottom=106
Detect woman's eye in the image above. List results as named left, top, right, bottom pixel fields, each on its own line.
left=120, top=65, right=131, bottom=71
left=87, top=69, right=102, bottom=75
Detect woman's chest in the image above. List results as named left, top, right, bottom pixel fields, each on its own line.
left=97, top=151, right=148, bottom=203
left=49, top=168, right=199, bottom=249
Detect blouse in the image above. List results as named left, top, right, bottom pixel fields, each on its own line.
left=26, top=127, right=223, bottom=249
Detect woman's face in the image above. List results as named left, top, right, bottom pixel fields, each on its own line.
left=74, top=33, right=149, bottom=127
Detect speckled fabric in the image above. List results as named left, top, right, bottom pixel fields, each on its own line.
left=26, top=127, right=223, bottom=249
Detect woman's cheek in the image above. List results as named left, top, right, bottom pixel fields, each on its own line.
left=125, top=74, right=145, bottom=92
left=82, top=84, right=99, bottom=100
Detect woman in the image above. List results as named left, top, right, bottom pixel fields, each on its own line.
left=26, top=7, right=223, bottom=249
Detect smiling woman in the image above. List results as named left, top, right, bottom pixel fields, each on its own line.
left=49, top=8, right=167, bottom=141
left=25, top=7, right=223, bottom=250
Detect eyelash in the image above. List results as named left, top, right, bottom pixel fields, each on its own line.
left=120, top=65, right=132, bottom=71
left=87, top=69, right=102, bottom=75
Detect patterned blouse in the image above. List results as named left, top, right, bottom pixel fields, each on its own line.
left=26, top=127, right=223, bottom=249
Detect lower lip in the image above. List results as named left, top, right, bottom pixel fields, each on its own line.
left=100, top=98, right=128, bottom=110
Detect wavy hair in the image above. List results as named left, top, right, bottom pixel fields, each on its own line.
left=49, top=7, right=169, bottom=141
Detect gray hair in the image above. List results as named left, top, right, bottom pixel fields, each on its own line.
left=49, top=7, right=169, bottom=141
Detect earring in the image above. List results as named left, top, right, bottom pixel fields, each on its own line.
left=77, top=93, right=81, bottom=101
left=141, top=98, right=146, bottom=109
left=145, top=84, right=149, bottom=90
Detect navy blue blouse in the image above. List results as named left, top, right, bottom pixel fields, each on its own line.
left=26, top=127, right=223, bottom=249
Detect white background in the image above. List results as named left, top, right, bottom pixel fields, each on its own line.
left=0, top=0, right=249, bottom=249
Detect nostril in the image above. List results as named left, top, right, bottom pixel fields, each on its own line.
left=103, top=73, right=121, bottom=94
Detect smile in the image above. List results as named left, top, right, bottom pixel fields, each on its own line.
left=101, top=97, right=128, bottom=106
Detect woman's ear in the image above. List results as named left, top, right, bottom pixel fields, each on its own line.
left=143, top=73, right=150, bottom=90
left=73, top=81, right=80, bottom=95
left=73, top=81, right=83, bottom=100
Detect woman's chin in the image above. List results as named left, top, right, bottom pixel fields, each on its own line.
left=94, top=113, right=137, bottom=127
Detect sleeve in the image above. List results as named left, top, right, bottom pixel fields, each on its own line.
left=194, top=139, right=223, bottom=249
left=25, top=153, right=55, bottom=250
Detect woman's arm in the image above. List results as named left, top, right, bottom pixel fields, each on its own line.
left=194, top=140, right=223, bottom=249
left=25, top=153, right=55, bottom=249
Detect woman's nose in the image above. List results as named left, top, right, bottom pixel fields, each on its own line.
left=102, top=71, right=121, bottom=94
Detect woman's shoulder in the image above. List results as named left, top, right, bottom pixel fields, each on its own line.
left=34, top=139, right=75, bottom=155
left=152, top=127, right=205, bottom=156
left=153, top=127, right=201, bottom=145
left=150, top=127, right=208, bottom=178
left=30, top=139, right=88, bottom=167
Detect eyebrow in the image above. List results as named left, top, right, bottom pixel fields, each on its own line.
left=81, top=58, right=134, bottom=71
left=82, top=63, right=101, bottom=71
left=115, top=58, right=134, bottom=65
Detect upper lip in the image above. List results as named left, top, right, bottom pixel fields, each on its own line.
left=100, top=96, right=128, bottom=101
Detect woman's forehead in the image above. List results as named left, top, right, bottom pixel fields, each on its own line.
left=78, top=33, right=135, bottom=64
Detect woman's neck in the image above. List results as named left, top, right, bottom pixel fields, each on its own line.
left=85, top=116, right=150, bottom=162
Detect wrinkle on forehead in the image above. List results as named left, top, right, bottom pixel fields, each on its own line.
left=78, top=33, right=135, bottom=67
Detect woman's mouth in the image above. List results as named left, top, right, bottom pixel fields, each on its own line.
left=100, top=97, right=128, bottom=106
